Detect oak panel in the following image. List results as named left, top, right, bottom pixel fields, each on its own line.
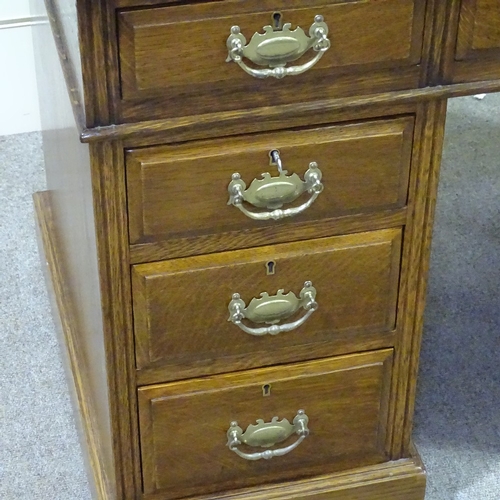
left=126, top=117, right=414, bottom=248
left=29, top=1, right=117, bottom=495
left=35, top=0, right=494, bottom=498
left=138, top=350, right=393, bottom=498
left=456, top=0, right=500, bottom=58
left=117, top=0, right=425, bottom=121
left=132, top=229, right=402, bottom=376
left=453, top=0, right=500, bottom=83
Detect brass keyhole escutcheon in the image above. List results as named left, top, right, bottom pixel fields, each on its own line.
left=266, top=261, right=276, bottom=275
left=262, top=384, right=272, bottom=397
left=272, top=12, right=283, bottom=31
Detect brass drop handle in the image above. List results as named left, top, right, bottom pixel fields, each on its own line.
left=228, top=150, right=324, bottom=221
left=228, top=281, right=317, bottom=336
left=227, top=410, right=310, bottom=461
left=226, top=14, right=330, bottom=79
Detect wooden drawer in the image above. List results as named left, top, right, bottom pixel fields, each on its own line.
left=138, top=350, right=393, bottom=499
left=132, top=228, right=402, bottom=383
left=116, top=0, right=426, bottom=122
left=127, top=117, right=413, bottom=261
left=453, top=0, right=500, bottom=82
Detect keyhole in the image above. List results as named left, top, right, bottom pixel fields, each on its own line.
left=266, top=260, right=276, bottom=275
left=262, top=384, right=272, bottom=397
left=272, top=12, right=283, bottom=30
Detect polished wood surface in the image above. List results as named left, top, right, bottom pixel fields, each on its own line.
left=382, top=99, right=448, bottom=457
left=34, top=1, right=139, bottom=497
left=165, top=452, right=426, bottom=500
left=399, top=100, right=448, bottom=454
left=30, top=1, right=116, bottom=496
left=34, top=192, right=112, bottom=500
left=138, top=351, right=393, bottom=498
left=126, top=118, right=413, bottom=249
left=453, top=0, right=500, bottom=82
left=58, top=0, right=500, bottom=133
left=33, top=0, right=500, bottom=499
left=89, top=141, right=142, bottom=497
left=132, top=230, right=402, bottom=380
left=43, top=0, right=85, bottom=130
left=129, top=209, right=408, bottom=266
left=78, top=80, right=500, bottom=144
left=117, top=0, right=425, bottom=122
left=456, top=0, right=500, bottom=56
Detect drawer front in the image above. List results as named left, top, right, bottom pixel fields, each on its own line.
left=138, top=350, right=393, bottom=498
left=117, top=0, right=425, bottom=122
left=453, top=0, right=500, bottom=82
left=132, top=229, right=402, bottom=380
left=127, top=117, right=413, bottom=255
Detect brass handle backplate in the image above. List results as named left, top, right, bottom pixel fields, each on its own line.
left=226, top=14, right=330, bottom=79
left=228, top=150, right=323, bottom=221
left=227, top=410, right=310, bottom=460
left=228, top=281, right=317, bottom=336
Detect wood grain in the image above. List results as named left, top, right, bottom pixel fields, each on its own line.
left=129, top=208, right=408, bottom=265
left=30, top=1, right=116, bottom=496
left=452, top=0, right=500, bottom=82
left=142, top=450, right=425, bottom=500
left=430, top=0, right=462, bottom=84
left=33, top=192, right=112, bottom=500
left=89, top=141, right=142, bottom=498
left=132, top=229, right=402, bottom=380
left=420, top=0, right=454, bottom=85
left=33, top=2, right=500, bottom=498
left=43, top=0, right=85, bottom=131
left=78, top=81, right=500, bottom=144
left=76, top=0, right=115, bottom=126
left=47, top=0, right=500, bottom=130
left=456, top=0, right=500, bottom=57
left=126, top=117, right=414, bottom=248
left=116, top=0, right=425, bottom=122
left=388, top=99, right=448, bottom=458
left=401, top=99, right=448, bottom=454
left=138, top=351, right=394, bottom=498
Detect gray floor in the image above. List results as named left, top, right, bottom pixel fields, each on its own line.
left=0, top=95, right=499, bottom=499
left=414, top=94, right=500, bottom=499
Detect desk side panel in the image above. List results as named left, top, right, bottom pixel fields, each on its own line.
left=30, top=0, right=116, bottom=497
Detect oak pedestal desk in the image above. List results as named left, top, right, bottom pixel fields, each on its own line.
left=31, top=1, right=500, bottom=499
